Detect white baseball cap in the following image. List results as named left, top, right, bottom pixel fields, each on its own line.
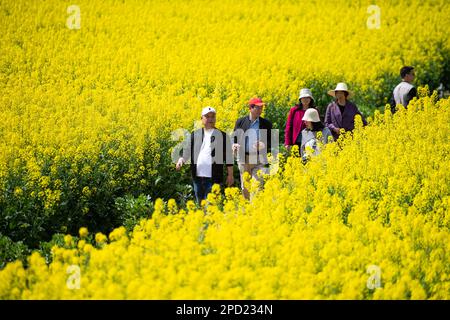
left=201, top=106, right=216, bottom=117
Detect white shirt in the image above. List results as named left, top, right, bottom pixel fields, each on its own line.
left=393, top=81, right=414, bottom=107
left=196, top=129, right=213, bottom=178
left=300, top=127, right=333, bottom=158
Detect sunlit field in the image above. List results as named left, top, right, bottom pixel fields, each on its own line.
left=0, top=0, right=449, bottom=299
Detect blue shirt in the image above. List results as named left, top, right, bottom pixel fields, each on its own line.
left=245, top=116, right=260, bottom=153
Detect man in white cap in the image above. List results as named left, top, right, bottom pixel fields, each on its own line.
left=176, top=107, right=234, bottom=203
left=325, top=82, right=367, bottom=140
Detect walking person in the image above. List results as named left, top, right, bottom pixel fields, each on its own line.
left=300, top=108, right=333, bottom=162
left=176, top=106, right=234, bottom=204
left=390, top=66, right=417, bottom=113
left=285, top=88, right=317, bottom=151
left=232, top=97, right=272, bottom=200
left=325, top=82, right=367, bottom=141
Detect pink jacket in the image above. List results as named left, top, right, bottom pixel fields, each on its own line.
left=284, top=105, right=309, bottom=146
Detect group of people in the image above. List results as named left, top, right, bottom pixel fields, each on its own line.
left=176, top=66, right=417, bottom=203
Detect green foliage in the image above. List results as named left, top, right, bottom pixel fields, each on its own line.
left=0, top=233, right=30, bottom=269
left=115, top=194, right=154, bottom=232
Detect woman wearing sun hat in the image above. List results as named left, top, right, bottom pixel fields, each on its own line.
left=300, top=108, right=333, bottom=161
left=284, top=88, right=318, bottom=150
left=324, top=82, right=367, bottom=140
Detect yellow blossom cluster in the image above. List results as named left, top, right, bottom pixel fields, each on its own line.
left=1, top=0, right=449, bottom=245
left=1, top=95, right=449, bottom=299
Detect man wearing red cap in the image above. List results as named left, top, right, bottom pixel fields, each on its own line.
left=232, top=98, right=273, bottom=200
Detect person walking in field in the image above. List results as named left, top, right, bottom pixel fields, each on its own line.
left=176, top=106, right=234, bottom=204
left=284, top=88, right=317, bottom=151
left=232, top=97, right=273, bottom=200
left=300, top=108, right=333, bottom=162
left=325, top=82, right=367, bottom=141
left=390, top=66, right=417, bottom=113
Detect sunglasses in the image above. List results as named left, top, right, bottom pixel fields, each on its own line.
left=250, top=105, right=264, bottom=110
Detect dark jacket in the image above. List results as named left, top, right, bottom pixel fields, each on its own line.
left=233, top=115, right=273, bottom=153
left=185, top=128, right=233, bottom=184
left=325, top=101, right=367, bottom=140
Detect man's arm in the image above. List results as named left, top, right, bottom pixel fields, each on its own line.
left=405, top=87, right=417, bottom=107
left=389, top=93, right=397, bottom=114
left=175, top=132, right=193, bottom=170
left=266, top=120, right=273, bottom=153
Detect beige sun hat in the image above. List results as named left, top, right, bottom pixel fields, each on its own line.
left=327, top=82, right=353, bottom=98
left=302, top=108, right=320, bottom=122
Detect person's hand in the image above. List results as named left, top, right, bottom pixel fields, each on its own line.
left=226, top=174, right=234, bottom=187
left=286, top=145, right=292, bottom=152
left=176, top=158, right=185, bottom=171
left=255, top=141, right=265, bottom=151
left=333, top=127, right=341, bottom=134
left=252, top=141, right=265, bottom=151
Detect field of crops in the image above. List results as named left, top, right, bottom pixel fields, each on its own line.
left=0, top=0, right=449, bottom=299
left=1, top=94, right=449, bottom=299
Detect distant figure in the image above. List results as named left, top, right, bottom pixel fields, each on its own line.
left=390, top=66, right=417, bottom=113
left=325, top=82, right=367, bottom=141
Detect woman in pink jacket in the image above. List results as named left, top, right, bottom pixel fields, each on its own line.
left=284, top=88, right=317, bottom=151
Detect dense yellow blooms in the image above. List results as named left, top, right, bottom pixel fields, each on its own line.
left=1, top=95, right=449, bottom=299
left=1, top=0, right=449, bottom=300
left=1, top=0, right=449, bottom=213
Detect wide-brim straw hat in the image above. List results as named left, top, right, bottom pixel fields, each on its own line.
left=327, top=82, right=353, bottom=98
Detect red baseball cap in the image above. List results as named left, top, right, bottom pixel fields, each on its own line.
left=248, top=97, right=265, bottom=106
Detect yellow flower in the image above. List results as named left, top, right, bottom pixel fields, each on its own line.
left=64, top=235, right=73, bottom=246
left=79, top=227, right=88, bottom=238
left=14, top=187, right=23, bottom=197
left=0, top=0, right=449, bottom=300
left=95, top=232, right=107, bottom=244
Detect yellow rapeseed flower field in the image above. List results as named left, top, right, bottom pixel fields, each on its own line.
left=1, top=93, right=449, bottom=299
left=1, top=0, right=449, bottom=244
left=0, top=0, right=449, bottom=299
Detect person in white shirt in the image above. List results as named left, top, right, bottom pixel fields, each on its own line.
left=176, top=107, right=234, bottom=203
left=300, top=108, right=333, bottom=162
left=390, top=66, right=417, bottom=113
